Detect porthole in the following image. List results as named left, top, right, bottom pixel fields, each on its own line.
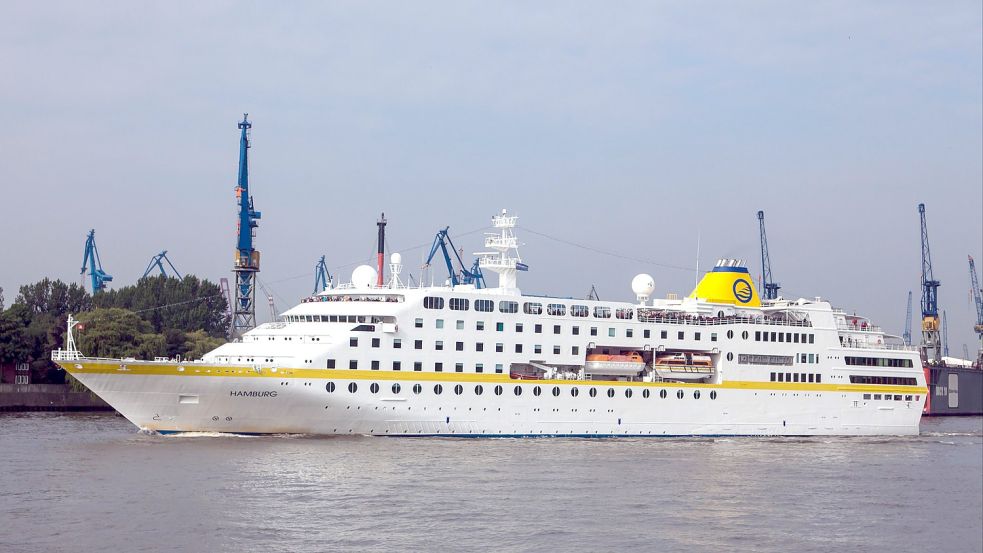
left=454, top=384, right=463, bottom=395
left=392, top=383, right=401, bottom=394
left=625, top=388, right=633, bottom=398
left=676, top=389, right=684, bottom=399
left=533, top=386, right=542, bottom=396
left=514, top=386, right=523, bottom=396
left=606, top=388, right=615, bottom=398
left=693, top=390, right=701, bottom=399
left=370, top=383, right=380, bottom=394
left=726, top=352, right=734, bottom=361
left=660, top=389, right=668, bottom=399
left=348, top=382, right=358, bottom=393
left=741, top=330, right=749, bottom=340
left=642, top=389, right=650, bottom=399
left=434, top=384, right=443, bottom=395
left=326, top=382, right=336, bottom=393
left=552, top=386, right=561, bottom=397
left=726, top=330, right=734, bottom=339
left=413, top=383, right=422, bottom=394
left=571, top=387, right=580, bottom=397
left=589, top=387, right=597, bottom=398
left=494, top=385, right=503, bottom=395
left=475, top=385, right=484, bottom=395
left=710, top=390, right=717, bottom=400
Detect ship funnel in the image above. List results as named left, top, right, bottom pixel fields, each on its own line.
left=689, top=259, right=761, bottom=307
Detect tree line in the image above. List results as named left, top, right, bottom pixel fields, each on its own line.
left=0, top=276, right=229, bottom=384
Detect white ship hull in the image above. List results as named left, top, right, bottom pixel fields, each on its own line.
left=66, top=362, right=924, bottom=436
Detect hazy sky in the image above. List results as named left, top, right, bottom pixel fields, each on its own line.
left=1, top=2, right=981, bottom=352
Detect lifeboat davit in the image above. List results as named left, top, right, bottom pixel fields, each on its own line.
left=585, top=352, right=645, bottom=376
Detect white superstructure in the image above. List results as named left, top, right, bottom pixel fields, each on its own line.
left=54, top=210, right=926, bottom=436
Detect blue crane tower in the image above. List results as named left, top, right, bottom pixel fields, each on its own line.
left=969, top=256, right=983, bottom=339
left=232, top=114, right=262, bottom=335
left=918, top=203, right=942, bottom=365
left=902, top=290, right=913, bottom=346
left=314, top=255, right=332, bottom=294
left=757, top=211, right=780, bottom=300
left=969, top=256, right=983, bottom=365
left=80, top=229, right=113, bottom=294
left=143, top=250, right=182, bottom=279
left=425, top=227, right=485, bottom=288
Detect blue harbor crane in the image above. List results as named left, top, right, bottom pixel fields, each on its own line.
left=143, top=250, right=182, bottom=279
left=918, top=203, right=942, bottom=365
left=425, top=227, right=485, bottom=288
left=80, top=229, right=113, bottom=294
left=231, top=114, right=262, bottom=335
left=902, top=291, right=913, bottom=346
left=969, top=256, right=983, bottom=340
left=314, top=255, right=332, bottom=294
left=757, top=211, right=780, bottom=300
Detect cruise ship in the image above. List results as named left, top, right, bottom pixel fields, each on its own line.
left=53, top=210, right=927, bottom=436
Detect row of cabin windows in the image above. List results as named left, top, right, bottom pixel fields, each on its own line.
left=411, top=318, right=720, bottom=342
left=325, top=381, right=718, bottom=400
left=845, top=357, right=914, bottom=368
left=849, top=375, right=918, bottom=385
left=350, top=336, right=580, bottom=356
left=283, top=315, right=385, bottom=323
left=863, top=393, right=917, bottom=401
left=770, top=372, right=822, bottom=383
left=755, top=330, right=815, bottom=344
left=328, top=359, right=505, bottom=373
left=423, top=297, right=635, bottom=319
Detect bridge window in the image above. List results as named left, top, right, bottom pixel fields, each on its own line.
left=449, top=298, right=469, bottom=311
left=547, top=303, right=566, bottom=316
left=523, top=302, right=543, bottom=315
left=475, top=299, right=494, bottom=312
left=499, top=301, right=519, bottom=314
left=615, top=308, right=633, bottom=320
left=571, top=305, right=589, bottom=317
left=593, top=306, right=611, bottom=318
left=424, top=296, right=444, bottom=309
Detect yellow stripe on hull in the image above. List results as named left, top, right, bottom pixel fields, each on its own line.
left=56, top=360, right=927, bottom=396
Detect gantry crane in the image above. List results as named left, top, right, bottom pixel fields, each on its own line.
left=143, top=250, right=182, bottom=279
left=80, top=229, right=113, bottom=294
left=969, top=255, right=983, bottom=365
left=757, top=211, right=780, bottom=300
left=231, top=114, right=262, bottom=336
left=918, top=203, right=942, bottom=365
left=314, top=255, right=332, bottom=294
left=969, top=256, right=983, bottom=338
left=424, top=227, right=485, bottom=288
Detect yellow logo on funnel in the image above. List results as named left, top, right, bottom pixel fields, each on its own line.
left=733, top=279, right=753, bottom=303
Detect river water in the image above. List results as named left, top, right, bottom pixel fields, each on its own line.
left=1, top=414, right=980, bottom=553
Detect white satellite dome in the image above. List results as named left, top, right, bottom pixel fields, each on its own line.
left=390, top=252, right=402, bottom=265
left=631, top=273, right=655, bottom=302
left=351, top=265, right=377, bottom=288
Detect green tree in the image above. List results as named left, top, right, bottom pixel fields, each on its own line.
left=75, top=308, right=165, bottom=360
left=15, top=279, right=91, bottom=316
left=94, top=275, right=229, bottom=338
left=183, top=330, right=226, bottom=360
left=0, top=308, right=32, bottom=365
